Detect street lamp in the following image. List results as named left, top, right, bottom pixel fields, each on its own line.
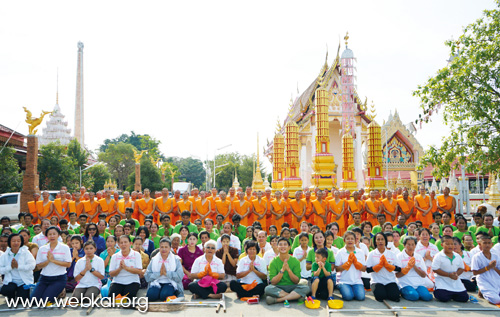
left=213, top=144, right=231, bottom=188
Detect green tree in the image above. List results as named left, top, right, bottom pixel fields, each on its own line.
left=414, top=2, right=500, bottom=177
left=165, top=157, right=206, bottom=189
left=126, top=157, right=165, bottom=191
left=84, top=164, right=112, bottom=192
left=0, top=147, right=22, bottom=193
left=99, top=131, right=165, bottom=160
left=38, top=142, right=77, bottom=190
left=98, top=143, right=136, bottom=191
left=67, top=139, right=88, bottom=169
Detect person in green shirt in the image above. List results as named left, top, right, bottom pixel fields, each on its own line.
left=158, top=214, right=174, bottom=236
left=265, top=237, right=310, bottom=305
left=399, top=222, right=417, bottom=244
left=119, top=207, right=140, bottom=229
left=435, top=225, right=454, bottom=250
left=475, top=214, right=500, bottom=238
left=291, top=221, right=313, bottom=252
left=149, top=222, right=161, bottom=249
left=330, top=223, right=345, bottom=249
left=440, top=211, right=457, bottom=232
left=311, top=248, right=334, bottom=300
left=22, top=214, right=36, bottom=237
left=468, top=212, right=483, bottom=233
left=306, top=231, right=336, bottom=270
left=59, top=219, right=75, bottom=235
left=347, top=212, right=362, bottom=231
left=173, top=211, right=199, bottom=234
left=194, top=219, right=204, bottom=233
left=392, top=215, right=408, bottom=235
left=371, top=213, right=388, bottom=234
left=232, top=215, right=246, bottom=242
left=453, top=217, right=476, bottom=244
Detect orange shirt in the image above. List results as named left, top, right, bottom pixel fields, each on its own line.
left=99, top=198, right=118, bottom=222
left=437, top=195, right=455, bottom=222
left=364, top=199, right=380, bottom=226
left=302, top=198, right=314, bottom=223
left=328, top=199, right=345, bottom=232
left=397, top=199, right=415, bottom=223
left=177, top=200, right=193, bottom=213
left=262, top=196, right=273, bottom=223
left=216, top=200, right=231, bottom=221
left=271, top=199, right=286, bottom=232
left=118, top=199, right=133, bottom=215
left=282, top=198, right=292, bottom=226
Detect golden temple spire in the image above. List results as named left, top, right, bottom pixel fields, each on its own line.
left=344, top=32, right=349, bottom=48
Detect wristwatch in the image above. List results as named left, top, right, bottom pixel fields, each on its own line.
left=279, top=269, right=284, bottom=274
left=90, top=268, right=95, bottom=273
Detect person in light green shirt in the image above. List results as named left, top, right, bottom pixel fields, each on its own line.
left=265, top=237, right=310, bottom=305
left=159, top=214, right=174, bottom=236
left=347, top=212, right=362, bottom=231
left=119, top=207, right=140, bottom=228
left=232, top=215, right=246, bottom=242
left=475, top=214, right=500, bottom=238
left=435, top=225, right=455, bottom=250
left=310, top=248, right=333, bottom=300
left=453, top=217, right=477, bottom=244
left=173, top=211, right=199, bottom=234
left=371, top=213, right=388, bottom=234
left=291, top=222, right=313, bottom=252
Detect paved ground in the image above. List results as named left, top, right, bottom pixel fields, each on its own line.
left=0, top=289, right=498, bottom=317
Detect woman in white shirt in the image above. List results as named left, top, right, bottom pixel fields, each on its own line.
left=33, top=226, right=72, bottom=303
left=230, top=240, right=268, bottom=298
left=72, top=240, right=105, bottom=301
left=263, top=235, right=279, bottom=267
left=415, top=227, right=439, bottom=289
left=0, top=233, right=36, bottom=300
left=395, top=236, right=433, bottom=301
left=335, top=231, right=366, bottom=301
left=109, top=235, right=143, bottom=299
left=366, top=232, right=402, bottom=302
left=216, top=223, right=241, bottom=254
left=188, top=240, right=227, bottom=299
left=452, top=236, right=476, bottom=292
left=32, top=219, right=62, bottom=247
left=145, top=238, right=184, bottom=301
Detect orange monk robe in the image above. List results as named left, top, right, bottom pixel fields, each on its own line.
left=118, top=199, right=133, bottom=217
left=176, top=200, right=192, bottom=213
left=364, top=199, right=380, bottom=227
left=302, top=199, right=314, bottom=224
left=53, top=198, right=70, bottom=221
left=194, top=199, right=211, bottom=222
left=311, top=199, right=328, bottom=231
left=35, top=200, right=52, bottom=222
left=170, top=199, right=181, bottom=225
left=270, top=199, right=286, bottom=232
left=215, top=200, right=231, bottom=222
left=27, top=200, right=39, bottom=223
left=262, top=197, right=273, bottom=227
left=233, top=200, right=251, bottom=227
left=99, top=198, right=118, bottom=223
left=244, top=195, right=254, bottom=203
left=289, top=200, right=305, bottom=230
left=251, top=199, right=267, bottom=229
left=282, top=198, right=292, bottom=226
left=68, top=200, right=86, bottom=217
left=382, top=199, right=398, bottom=225
left=86, top=200, right=99, bottom=223
left=188, top=195, right=200, bottom=219
left=430, top=198, right=438, bottom=213
left=328, top=199, right=346, bottom=235
left=437, top=195, right=455, bottom=223
left=347, top=200, right=364, bottom=225
left=415, top=195, right=432, bottom=227
left=397, top=199, right=415, bottom=223
left=397, top=195, right=403, bottom=199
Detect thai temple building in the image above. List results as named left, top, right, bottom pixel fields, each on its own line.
left=263, top=34, right=428, bottom=192
left=39, top=89, right=73, bottom=147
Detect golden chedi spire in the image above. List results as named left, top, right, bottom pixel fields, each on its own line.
left=283, top=120, right=302, bottom=196
left=272, top=133, right=285, bottom=194
left=341, top=126, right=357, bottom=190
left=366, top=115, right=385, bottom=190
left=311, top=88, right=336, bottom=189
left=252, top=133, right=265, bottom=192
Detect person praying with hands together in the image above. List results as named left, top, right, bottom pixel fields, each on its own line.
left=188, top=240, right=227, bottom=299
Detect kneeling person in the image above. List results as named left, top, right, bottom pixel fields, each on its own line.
left=471, top=235, right=500, bottom=305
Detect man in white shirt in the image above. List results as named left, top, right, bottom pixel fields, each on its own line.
left=471, top=235, right=500, bottom=305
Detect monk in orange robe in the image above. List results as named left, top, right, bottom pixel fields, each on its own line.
left=328, top=190, right=346, bottom=235
left=206, top=188, right=219, bottom=219
left=289, top=191, right=306, bottom=230
left=396, top=187, right=403, bottom=199
left=133, top=191, right=143, bottom=220
left=68, top=192, right=85, bottom=216
left=311, top=190, right=328, bottom=231
left=262, top=188, right=273, bottom=228
left=188, top=188, right=200, bottom=205
left=136, top=188, right=156, bottom=225
left=342, top=190, right=352, bottom=226
left=117, top=191, right=133, bottom=219
left=52, top=190, right=70, bottom=221
left=194, top=191, right=211, bottom=222
left=233, top=192, right=251, bottom=227
left=176, top=191, right=193, bottom=217
left=215, top=191, right=231, bottom=223
left=244, top=187, right=254, bottom=202
left=347, top=191, right=364, bottom=226
left=270, top=191, right=287, bottom=232
left=415, top=186, right=433, bottom=228
left=251, top=191, right=267, bottom=229
left=79, top=186, right=86, bottom=199
left=397, top=190, right=415, bottom=223
left=84, top=192, right=99, bottom=223
left=429, top=189, right=438, bottom=215
left=154, top=188, right=173, bottom=224
left=381, top=190, right=398, bottom=225
left=97, top=190, right=118, bottom=223
left=282, top=190, right=292, bottom=226
left=35, top=191, right=53, bottom=222
left=27, top=193, right=41, bottom=224
left=437, top=187, right=456, bottom=223
left=171, top=190, right=182, bottom=225
left=364, top=190, right=381, bottom=227
left=302, top=191, right=314, bottom=224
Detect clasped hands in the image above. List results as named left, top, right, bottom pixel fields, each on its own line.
left=197, top=263, right=219, bottom=279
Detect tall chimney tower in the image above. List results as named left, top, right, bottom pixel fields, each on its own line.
left=74, top=41, right=84, bottom=146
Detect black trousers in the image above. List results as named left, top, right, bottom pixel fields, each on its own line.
left=362, top=277, right=371, bottom=290
left=188, top=281, right=227, bottom=299
left=372, top=282, right=400, bottom=302
left=461, top=279, right=477, bottom=292
left=0, top=282, right=30, bottom=300
left=229, top=280, right=267, bottom=298
left=108, top=282, right=140, bottom=298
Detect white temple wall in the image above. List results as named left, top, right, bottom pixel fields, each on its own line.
left=329, top=120, right=342, bottom=188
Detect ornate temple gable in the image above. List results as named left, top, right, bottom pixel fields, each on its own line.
left=382, top=109, right=424, bottom=171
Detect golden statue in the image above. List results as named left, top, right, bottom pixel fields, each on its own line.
left=150, top=157, right=160, bottom=167
left=160, top=164, right=168, bottom=174
left=133, top=149, right=147, bottom=164
left=23, top=107, right=52, bottom=135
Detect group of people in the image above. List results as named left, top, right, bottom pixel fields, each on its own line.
left=0, top=184, right=499, bottom=308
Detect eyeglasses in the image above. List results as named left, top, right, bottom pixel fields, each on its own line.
left=88, top=228, right=97, bottom=231
left=205, top=246, right=215, bottom=250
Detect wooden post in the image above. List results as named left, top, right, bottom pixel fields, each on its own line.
left=134, top=163, right=141, bottom=192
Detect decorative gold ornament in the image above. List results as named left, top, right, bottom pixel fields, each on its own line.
left=23, top=107, right=52, bottom=135
left=133, top=149, right=147, bottom=164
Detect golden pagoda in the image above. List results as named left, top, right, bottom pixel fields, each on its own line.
left=283, top=120, right=302, bottom=195
left=252, top=133, right=265, bottom=192
left=366, top=105, right=385, bottom=190
left=341, top=127, right=357, bottom=190
left=488, top=174, right=500, bottom=207
left=232, top=168, right=240, bottom=189
left=311, top=87, right=336, bottom=189
left=271, top=133, right=285, bottom=194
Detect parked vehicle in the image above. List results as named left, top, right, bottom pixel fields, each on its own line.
left=0, top=191, right=58, bottom=220
left=172, top=182, right=192, bottom=194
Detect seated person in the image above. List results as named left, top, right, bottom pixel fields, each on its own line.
left=264, top=237, right=309, bottom=305
left=216, top=234, right=238, bottom=286
left=230, top=240, right=268, bottom=298
left=310, top=248, right=334, bottom=300
left=145, top=238, right=184, bottom=301
left=335, top=231, right=366, bottom=301
left=471, top=235, right=500, bottom=305
left=109, top=235, right=143, bottom=299
left=178, top=232, right=203, bottom=289
left=72, top=241, right=105, bottom=301
left=431, top=235, right=468, bottom=302
left=188, top=240, right=227, bottom=299
left=0, top=233, right=36, bottom=300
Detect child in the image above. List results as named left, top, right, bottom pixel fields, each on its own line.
left=311, top=248, right=334, bottom=300
left=100, top=235, right=119, bottom=284
left=33, top=224, right=41, bottom=236
left=61, top=230, right=69, bottom=244
left=432, top=212, right=443, bottom=226
left=292, top=232, right=312, bottom=280
left=471, top=235, right=500, bottom=304
left=75, top=214, right=88, bottom=234
left=68, top=212, right=79, bottom=231
left=290, top=228, right=298, bottom=241
left=216, top=214, right=224, bottom=233
left=59, top=219, right=75, bottom=234
left=67, top=235, right=85, bottom=292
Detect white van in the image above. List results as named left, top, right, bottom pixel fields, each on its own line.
left=0, top=191, right=58, bottom=220
left=172, top=182, right=192, bottom=194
